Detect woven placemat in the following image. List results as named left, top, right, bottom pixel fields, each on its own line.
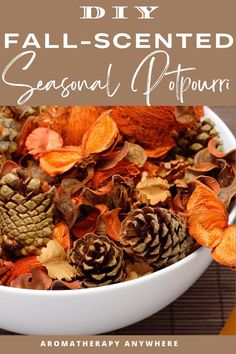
left=108, top=262, right=236, bottom=335
left=0, top=262, right=235, bottom=335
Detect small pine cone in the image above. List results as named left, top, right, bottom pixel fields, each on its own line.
left=0, top=169, right=55, bottom=256
left=175, top=118, right=223, bottom=158
left=69, top=233, right=126, bottom=288
left=120, top=206, right=194, bottom=269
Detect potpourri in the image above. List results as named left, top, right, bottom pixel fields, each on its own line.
left=0, top=106, right=235, bottom=290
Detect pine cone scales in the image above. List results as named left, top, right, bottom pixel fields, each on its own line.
left=175, top=118, right=222, bottom=157
left=0, top=169, right=55, bottom=256
left=70, top=233, right=126, bottom=287
left=120, top=207, right=194, bottom=269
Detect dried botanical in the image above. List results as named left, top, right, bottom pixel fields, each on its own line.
left=0, top=105, right=234, bottom=291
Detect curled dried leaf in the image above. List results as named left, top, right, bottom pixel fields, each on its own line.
left=217, top=175, right=236, bottom=208
left=99, top=142, right=130, bottom=170
left=26, top=127, right=63, bottom=158
left=136, top=172, right=171, bottom=205
left=10, top=268, right=52, bottom=290
left=208, top=138, right=226, bottom=158
left=38, top=240, right=76, bottom=281
left=194, top=176, right=221, bottom=194
left=82, top=111, right=119, bottom=155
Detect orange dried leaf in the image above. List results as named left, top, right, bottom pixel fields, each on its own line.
left=82, top=111, right=118, bottom=155
left=211, top=226, right=236, bottom=267
left=52, top=222, right=71, bottom=250
left=188, top=211, right=227, bottom=248
left=187, top=185, right=228, bottom=217
left=40, top=147, right=83, bottom=176
left=187, top=185, right=229, bottom=248
left=26, top=127, right=63, bottom=158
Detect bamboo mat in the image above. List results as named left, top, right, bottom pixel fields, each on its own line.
left=0, top=262, right=235, bottom=335
left=108, top=262, right=236, bottom=335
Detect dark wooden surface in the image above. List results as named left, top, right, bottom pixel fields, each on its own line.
left=1, top=107, right=235, bottom=335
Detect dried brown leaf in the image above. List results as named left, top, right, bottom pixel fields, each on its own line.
left=38, top=240, right=76, bottom=281
left=217, top=175, right=236, bottom=208
left=126, top=143, right=147, bottom=167
left=50, top=279, right=82, bottom=290
left=136, top=172, right=171, bottom=205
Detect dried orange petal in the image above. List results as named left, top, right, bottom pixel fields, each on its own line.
left=187, top=185, right=228, bottom=217
left=212, top=226, right=236, bottom=267
left=82, top=111, right=118, bottom=155
left=40, top=147, right=83, bottom=177
left=188, top=211, right=227, bottom=248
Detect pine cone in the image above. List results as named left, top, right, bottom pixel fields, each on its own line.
left=175, top=118, right=223, bottom=158
left=69, top=233, right=126, bottom=287
left=0, top=169, right=55, bottom=256
left=120, top=206, right=194, bottom=269
left=0, top=114, right=18, bottom=155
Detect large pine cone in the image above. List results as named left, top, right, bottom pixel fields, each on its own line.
left=120, top=206, right=194, bottom=269
left=69, top=233, right=126, bottom=288
left=0, top=169, right=55, bottom=256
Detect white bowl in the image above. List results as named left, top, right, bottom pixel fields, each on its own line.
left=0, top=107, right=235, bottom=335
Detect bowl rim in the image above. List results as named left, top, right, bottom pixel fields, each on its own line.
left=0, top=246, right=209, bottom=296
left=0, top=106, right=235, bottom=297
